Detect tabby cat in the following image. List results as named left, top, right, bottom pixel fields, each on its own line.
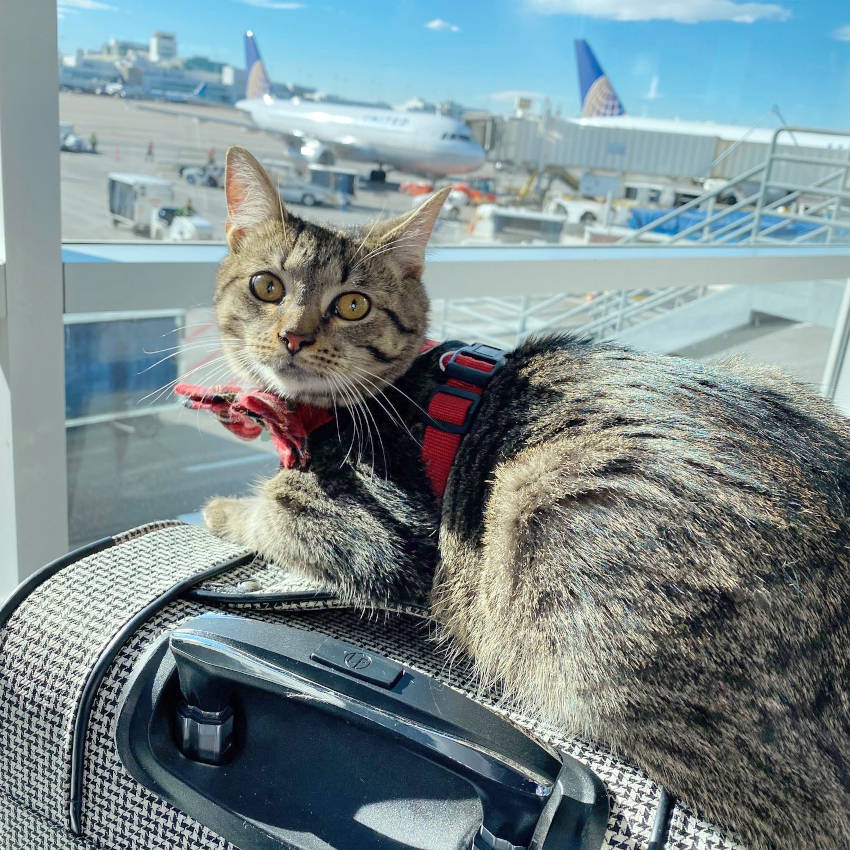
left=202, top=146, right=850, bottom=849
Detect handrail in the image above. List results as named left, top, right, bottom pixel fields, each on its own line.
left=619, top=162, right=767, bottom=244
left=620, top=126, right=850, bottom=247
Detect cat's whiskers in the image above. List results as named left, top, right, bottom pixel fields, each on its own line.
left=324, top=372, right=358, bottom=465
left=346, top=372, right=409, bottom=473
left=341, top=373, right=377, bottom=475
left=138, top=352, right=234, bottom=406
left=143, top=337, right=226, bottom=355
left=158, top=321, right=217, bottom=337
left=344, top=374, right=387, bottom=478
left=347, top=365, right=421, bottom=446
left=326, top=378, right=343, bottom=447
left=355, top=378, right=414, bottom=445
left=140, top=334, right=245, bottom=406
left=328, top=372, right=364, bottom=467
left=349, top=363, right=432, bottom=423
left=138, top=341, right=226, bottom=374
left=335, top=370, right=382, bottom=476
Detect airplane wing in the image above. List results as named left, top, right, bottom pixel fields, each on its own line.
left=135, top=103, right=259, bottom=131
left=134, top=103, right=309, bottom=150
left=135, top=102, right=374, bottom=160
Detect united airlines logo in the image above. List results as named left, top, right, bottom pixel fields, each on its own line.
left=246, top=61, right=270, bottom=100
left=582, top=75, right=625, bottom=117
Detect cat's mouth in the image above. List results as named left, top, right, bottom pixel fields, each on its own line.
left=252, top=357, right=336, bottom=406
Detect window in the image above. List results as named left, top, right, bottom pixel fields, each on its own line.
left=2, top=0, right=850, bottom=588
left=54, top=2, right=850, bottom=248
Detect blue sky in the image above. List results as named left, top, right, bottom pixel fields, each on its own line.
left=57, top=0, right=850, bottom=129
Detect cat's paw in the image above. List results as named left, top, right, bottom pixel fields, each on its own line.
left=202, top=497, right=245, bottom=539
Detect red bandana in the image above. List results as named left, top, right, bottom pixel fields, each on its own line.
left=175, top=341, right=503, bottom=495
left=175, top=383, right=333, bottom=469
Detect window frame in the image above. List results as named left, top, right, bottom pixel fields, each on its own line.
left=1, top=0, right=850, bottom=595
left=0, top=0, right=68, bottom=593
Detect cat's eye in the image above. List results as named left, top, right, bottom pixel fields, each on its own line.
left=249, top=272, right=284, bottom=304
left=334, top=292, right=371, bottom=321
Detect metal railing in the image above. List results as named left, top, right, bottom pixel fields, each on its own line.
left=431, top=285, right=707, bottom=348
left=620, top=127, right=850, bottom=246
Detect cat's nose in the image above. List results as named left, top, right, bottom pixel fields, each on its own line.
left=279, top=331, right=316, bottom=354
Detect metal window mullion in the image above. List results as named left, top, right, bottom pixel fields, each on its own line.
left=0, top=0, right=68, bottom=591
left=821, top=279, right=850, bottom=412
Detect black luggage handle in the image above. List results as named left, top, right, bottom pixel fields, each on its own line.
left=117, top=613, right=609, bottom=850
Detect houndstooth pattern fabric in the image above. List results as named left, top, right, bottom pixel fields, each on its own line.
left=0, top=793, right=88, bottom=850
left=193, top=553, right=331, bottom=597
left=667, top=804, right=746, bottom=850
left=82, top=600, right=238, bottom=850
left=0, top=524, right=245, bottom=827
left=113, top=519, right=187, bottom=544
left=0, top=522, right=743, bottom=850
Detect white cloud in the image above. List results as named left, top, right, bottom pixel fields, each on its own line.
left=235, top=0, right=304, bottom=8
left=425, top=18, right=460, bottom=32
left=833, top=24, right=850, bottom=41
left=526, top=0, right=791, bottom=24
left=58, top=0, right=115, bottom=10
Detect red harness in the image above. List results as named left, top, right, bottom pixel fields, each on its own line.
left=420, top=341, right=505, bottom=498
left=175, top=341, right=504, bottom=500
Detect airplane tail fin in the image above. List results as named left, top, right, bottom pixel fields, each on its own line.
left=244, top=30, right=271, bottom=99
left=574, top=39, right=625, bottom=117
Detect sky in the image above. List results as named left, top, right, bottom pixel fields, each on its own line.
left=57, top=0, right=850, bottom=130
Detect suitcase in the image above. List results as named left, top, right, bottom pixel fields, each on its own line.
left=0, top=520, right=743, bottom=850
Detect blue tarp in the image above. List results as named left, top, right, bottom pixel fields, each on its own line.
left=628, top=207, right=849, bottom=243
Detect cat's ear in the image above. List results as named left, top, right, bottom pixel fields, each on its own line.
left=224, top=146, right=285, bottom=250
left=370, top=186, right=452, bottom=278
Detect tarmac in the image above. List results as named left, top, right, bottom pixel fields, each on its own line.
left=59, top=91, right=447, bottom=242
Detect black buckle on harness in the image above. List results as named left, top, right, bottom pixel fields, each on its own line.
left=427, top=385, right=481, bottom=435
left=428, top=343, right=506, bottom=435
left=444, top=343, right=505, bottom=387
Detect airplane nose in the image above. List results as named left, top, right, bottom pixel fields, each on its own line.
left=279, top=331, right=316, bottom=354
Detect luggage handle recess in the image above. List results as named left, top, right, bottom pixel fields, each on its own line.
left=117, top=613, right=609, bottom=850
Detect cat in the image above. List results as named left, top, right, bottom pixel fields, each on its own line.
left=202, top=145, right=850, bottom=850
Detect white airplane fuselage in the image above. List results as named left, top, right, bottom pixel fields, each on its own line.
left=235, top=96, right=486, bottom=176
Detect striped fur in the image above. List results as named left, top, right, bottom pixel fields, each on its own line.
left=205, top=149, right=850, bottom=850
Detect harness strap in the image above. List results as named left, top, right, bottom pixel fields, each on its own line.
left=422, top=343, right=506, bottom=499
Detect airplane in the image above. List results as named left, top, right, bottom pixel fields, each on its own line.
left=139, top=31, right=485, bottom=180
left=572, top=39, right=847, bottom=152
left=149, top=82, right=209, bottom=104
